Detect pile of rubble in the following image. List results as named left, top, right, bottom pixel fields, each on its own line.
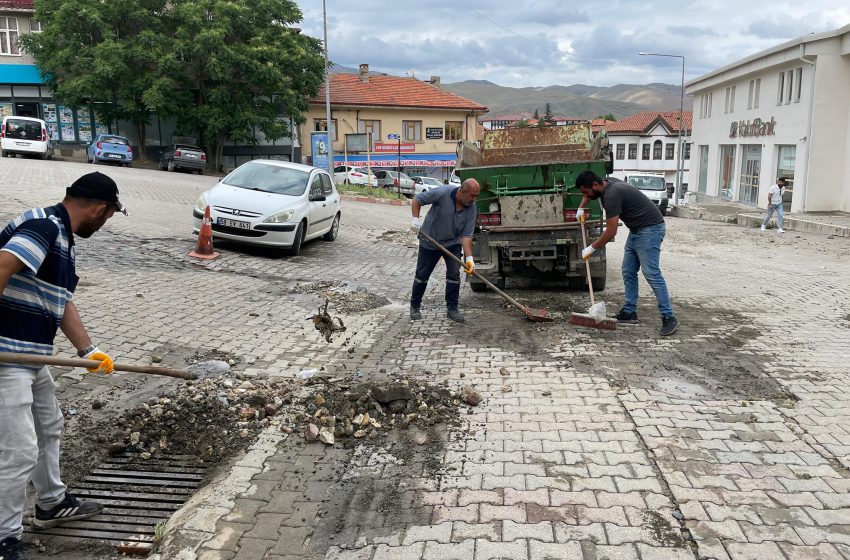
left=297, top=378, right=482, bottom=446
left=106, top=377, right=293, bottom=464
left=318, top=287, right=390, bottom=314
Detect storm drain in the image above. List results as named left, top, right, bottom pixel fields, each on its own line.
left=26, top=453, right=206, bottom=555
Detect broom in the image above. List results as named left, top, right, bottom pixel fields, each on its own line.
left=569, top=219, right=617, bottom=331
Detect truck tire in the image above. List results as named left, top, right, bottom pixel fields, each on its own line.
left=469, top=280, right=488, bottom=292
left=591, top=276, right=606, bottom=292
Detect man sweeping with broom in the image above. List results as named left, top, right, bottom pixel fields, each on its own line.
left=574, top=171, right=679, bottom=336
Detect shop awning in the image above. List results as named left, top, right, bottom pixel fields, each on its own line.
left=334, top=153, right=456, bottom=167
left=0, top=64, right=44, bottom=85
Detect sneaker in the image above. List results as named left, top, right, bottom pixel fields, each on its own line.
left=410, top=307, right=422, bottom=320
left=614, top=308, right=638, bottom=323
left=0, top=537, right=25, bottom=560
left=447, top=309, right=465, bottom=323
left=33, top=492, right=104, bottom=529
left=760, top=225, right=766, bottom=231
left=660, top=316, right=679, bottom=336
left=777, top=228, right=785, bottom=233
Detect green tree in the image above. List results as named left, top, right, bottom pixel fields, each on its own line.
left=21, top=0, right=170, bottom=154
left=165, top=0, right=325, bottom=170
left=533, top=108, right=540, bottom=121
left=543, top=102, right=554, bottom=124
left=595, top=114, right=616, bottom=121
left=515, top=118, right=530, bottom=128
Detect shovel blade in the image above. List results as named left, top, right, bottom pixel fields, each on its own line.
left=525, top=308, right=554, bottom=322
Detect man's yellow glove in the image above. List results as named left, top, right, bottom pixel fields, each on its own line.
left=463, top=256, right=474, bottom=276
left=83, top=347, right=115, bottom=374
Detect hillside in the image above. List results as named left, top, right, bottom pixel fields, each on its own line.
left=442, top=80, right=693, bottom=119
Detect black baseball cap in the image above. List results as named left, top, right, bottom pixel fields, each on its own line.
left=66, top=172, right=127, bottom=215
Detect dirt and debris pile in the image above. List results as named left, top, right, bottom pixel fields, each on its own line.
left=107, top=377, right=293, bottom=465
left=379, top=229, right=419, bottom=247
left=311, top=299, right=347, bottom=342
left=297, top=378, right=479, bottom=445
left=284, top=280, right=342, bottom=295
left=318, top=287, right=390, bottom=314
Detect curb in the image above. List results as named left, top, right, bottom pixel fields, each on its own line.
left=671, top=206, right=850, bottom=237
left=340, top=194, right=411, bottom=206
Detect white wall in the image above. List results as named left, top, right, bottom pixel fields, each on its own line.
left=610, top=128, right=691, bottom=187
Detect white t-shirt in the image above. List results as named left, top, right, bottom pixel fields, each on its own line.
left=768, top=184, right=785, bottom=206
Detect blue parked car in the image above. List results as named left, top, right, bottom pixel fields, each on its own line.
left=87, top=134, right=133, bottom=166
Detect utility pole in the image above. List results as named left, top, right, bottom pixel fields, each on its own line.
left=322, top=0, right=334, bottom=177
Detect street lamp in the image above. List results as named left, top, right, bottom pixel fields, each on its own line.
left=639, top=52, right=685, bottom=206
left=322, top=0, right=335, bottom=177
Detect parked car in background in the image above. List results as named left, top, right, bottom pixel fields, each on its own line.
left=160, top=144, right=207, bottom=174
left=192, top=160, right=341, bottom=256
left=448, top=169, right=461, bottom=186
left=1, top=116, right=54, bottom=160
left=374, top=169, right=415, bottom=196
left=623, top=173, right=669, bottom=215
left=87, top=134, right=133, bottom=166
left=412, top=176, right=444, bottom=195
left=333, top=165, right=378, bottom=187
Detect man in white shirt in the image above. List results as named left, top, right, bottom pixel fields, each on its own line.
left=761, top=177, right=786, bottom=233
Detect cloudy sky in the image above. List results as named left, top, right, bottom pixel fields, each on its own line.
left=293, top=0, right=850, bottom=88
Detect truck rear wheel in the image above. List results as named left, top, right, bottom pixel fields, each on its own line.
left=591, top=276, right=606, bottom=292
left=469, top=281, right=488, bottom=292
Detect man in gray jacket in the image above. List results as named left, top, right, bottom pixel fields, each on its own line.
left=410, top=179, right=480, bottom=322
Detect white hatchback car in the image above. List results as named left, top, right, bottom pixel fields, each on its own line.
left=412, top=176, right=444, bottom=195
left=333, top=165, right=377, bottom=187
left=193, top=161, right=341, bottom=256
left=1, top=116, right=54, bottom=159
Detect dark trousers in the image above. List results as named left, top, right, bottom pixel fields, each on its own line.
left=410, top=244, right=462, bottom=311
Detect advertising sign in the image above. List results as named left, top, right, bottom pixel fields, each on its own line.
left=374, top=142, right=415, bottom=153
left=426, top=127, right=443, bottom=140
left=311, top=131, right=330, bottom=170
left=345, top=133, right=369, bottom=153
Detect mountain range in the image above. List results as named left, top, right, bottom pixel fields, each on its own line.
left=441, top=80, right=693, bottom=120
left=330, top=65, right=692, bottom=120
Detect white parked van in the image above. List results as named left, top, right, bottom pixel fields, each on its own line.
left=1, top=116, right=54, bottom=160
left=622, top=173, right=669, bottom=215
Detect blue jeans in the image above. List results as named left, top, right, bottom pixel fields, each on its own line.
left=410, top=244, right=462, bottom=311
left=762, top=204, right=783, bottom=229
left=622, top=223, right=674, bottom=318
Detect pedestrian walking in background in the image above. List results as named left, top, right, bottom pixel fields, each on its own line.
left=409, top=179, right=480, bottom=323
left=575, top=170, right=679, bottom=336
left=761, top=177, right=786, bottom=233
left=0, top=172, right=125, bottom=560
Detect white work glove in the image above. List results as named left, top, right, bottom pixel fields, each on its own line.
left=411, top=217, right=421, bottom=230
left=576, top=208, right=586, bottom=223
left=581, top=246, right=596, bottom=261
left=463, top=256, right=474, bottom=276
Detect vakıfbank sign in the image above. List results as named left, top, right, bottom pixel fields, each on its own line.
left=729, top=117, right=776, bottom=138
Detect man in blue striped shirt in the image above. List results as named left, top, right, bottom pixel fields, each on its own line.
left=0, top=172, right=126, bottom=560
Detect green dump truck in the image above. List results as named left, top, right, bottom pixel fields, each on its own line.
left=456, top=124, right=611, bottom=291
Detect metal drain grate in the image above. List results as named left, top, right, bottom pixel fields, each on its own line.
left=26, top=453, right=206, bottom=555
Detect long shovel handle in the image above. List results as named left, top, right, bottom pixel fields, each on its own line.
left=418, top=231, right=530, bottom=314
left=579, top=219, right=595, bottom=306
left=0, top=352, right=194, bottom=380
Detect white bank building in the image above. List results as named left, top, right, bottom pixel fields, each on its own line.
left=686, top=23, right=850, bottom=212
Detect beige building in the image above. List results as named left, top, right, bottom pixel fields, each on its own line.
left=303, top=64, right=487, bottom=181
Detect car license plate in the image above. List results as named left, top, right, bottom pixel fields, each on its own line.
left=108, top=154, right=122, bottom=159
left=217, top=217, right=250, bottom=229
left=186, top=154, right=197, bottom=159
left=16, top=142, right=30, bottom=146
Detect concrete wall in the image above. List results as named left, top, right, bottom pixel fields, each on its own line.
left=807, top=54, right=850, bottom=212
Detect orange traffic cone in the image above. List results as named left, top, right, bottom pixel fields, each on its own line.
left=188, top=205, right=220, bottom=260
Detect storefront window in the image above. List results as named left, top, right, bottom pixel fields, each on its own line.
left=698, top=145, right=708, bottom=194
left=739, top=145, right=762, bottom=206
left=776, top=145, right=796, bottom=211
left=718, top=145, right=736, bottom=199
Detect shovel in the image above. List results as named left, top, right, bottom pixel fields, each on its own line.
left=418, top=231, right=553, bottom=322
left=0, top=351, right=195, bottom=380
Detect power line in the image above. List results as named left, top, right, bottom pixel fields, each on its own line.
left=456, top=0, right=537, bottom=45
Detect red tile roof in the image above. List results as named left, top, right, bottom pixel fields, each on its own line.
left=603, top=111, right=693, bottom=134
left=311, top=73, right=487, bottom=112
left=591, top=118, right=617, bottom=133
left=0, top=0, right=34, bottom=9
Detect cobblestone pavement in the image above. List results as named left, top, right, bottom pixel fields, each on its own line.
left=2, top=158, right=850, bottom=560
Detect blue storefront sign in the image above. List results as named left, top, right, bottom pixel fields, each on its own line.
left=311, top=131, right=330, bottom=170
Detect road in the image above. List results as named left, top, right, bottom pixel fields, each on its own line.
left=2, top=157, right=850, bottom=560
